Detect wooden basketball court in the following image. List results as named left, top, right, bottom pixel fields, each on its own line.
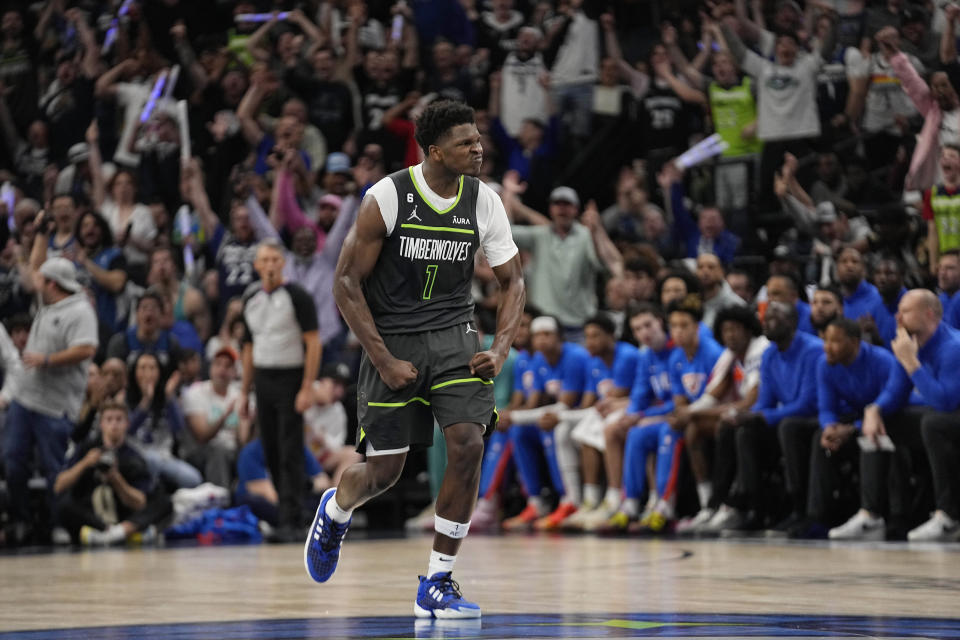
left=0, top=534, right=958, bottom=638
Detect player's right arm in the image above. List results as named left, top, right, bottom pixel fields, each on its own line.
left=334, top=195, right=418, bottom=391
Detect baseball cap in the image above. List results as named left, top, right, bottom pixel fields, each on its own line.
left=39, top=257, right=82, bottom=293
left=213, top=345, right=239, bottom=363
left=326, top=152, right=352, bottom=175
left=320, top=361, right=352, bottom=384
left=67, top=142, right=90, bottom=165
left=901, top=6, right=926, bottom=25
left=772, top=244, right=792, bottom=260
left=776, top=0, right=802, bottom=15
left=549, top=186, right=580, bottom=207
left=318, top=194, right=343, bottom=209
left=816, top=201, right=838, bottom=224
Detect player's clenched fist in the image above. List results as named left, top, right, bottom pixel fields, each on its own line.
left=469, top=350, right=501, bottom=379
left=378, top=357, right=419, bottom=390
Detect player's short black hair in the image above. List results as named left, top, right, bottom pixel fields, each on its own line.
left=774, top=29, right=800, bottom=45
left=3, top=312, right=31, bottom=333
left=625, top=258, right=657, bottom=279
left=713, top=305, right=762, bottom=342
left=768, top=271, right=800, bottom=293
left=627, top=302, right=666, bottom=327
left=815, top=284, right=843, bottom=305
left=873, top=253, right=905, bottom=275
left=666, top=294, right=704, bottom=322
left=657, top=269, right=700, bottom=301
left=584, top=314, right=616, bottom=336
left=826, top=316, right=861, bottom=340
left=414, top=100, right=476, bottom=155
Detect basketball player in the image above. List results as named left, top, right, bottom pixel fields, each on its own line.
left=304, top=100, right=525, bottom=620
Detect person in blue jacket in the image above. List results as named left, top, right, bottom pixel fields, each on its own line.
left=793, top=318, right=909, bottom=540
left=705, top=301, right=822, bottom=533
left=836, top=247, right=887, bottom=344
left=872, top=256, right=907, bottom=346
left=862, top=290, right=960, bottom=541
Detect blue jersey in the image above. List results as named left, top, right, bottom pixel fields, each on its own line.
left=626, top=345, right=676, bottom=416
left=236, top=439, right=320, bottom=500
left=88, top=246, right=125, bottom=333
left=611, top=342, right=641, bottom=391
left=512, top=349, right=537, bottom=398
left=669, top=336, right=725, bottom=402
left=585, top=342, right=639, bottom=399
left=530, top=342, right=591, bottom=401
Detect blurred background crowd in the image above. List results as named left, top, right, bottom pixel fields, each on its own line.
left=1, top=0, right=960, bottom=548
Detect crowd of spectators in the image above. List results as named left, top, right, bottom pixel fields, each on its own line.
left=1, top=0, right=960, bottom=547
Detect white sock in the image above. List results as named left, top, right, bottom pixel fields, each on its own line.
left=621, top=498, right=640, bottom=518
left=603, top=487, right=620, bottom=507
left=529, top=495, right=548, bottom=515
left=644, top=492, right=659, bottom=513
left=583, top=484, right=602, bottom=508
left=697, top=482, right=713, bottom=510
left=604, top=487, right=621, bottom=508
left=554, top=421, right=582, bottom=505
left=325, top=490, right=353, bottom=523
left=427, top=549, right=456, bottom=578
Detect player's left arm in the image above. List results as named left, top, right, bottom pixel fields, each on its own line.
left=472, top=255, right=525, bottom=379
left=472, top=184, right=525, bottom=379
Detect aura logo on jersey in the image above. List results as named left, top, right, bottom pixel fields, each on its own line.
left=399, top=236, right=472, bottom=263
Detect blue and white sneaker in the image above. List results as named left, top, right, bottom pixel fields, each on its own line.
left=304, top=488, right=351, bottom=583
left=414, top=572, right=482, bottom=619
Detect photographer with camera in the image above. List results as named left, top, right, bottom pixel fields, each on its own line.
left=54, top=400, right=172, bottom=545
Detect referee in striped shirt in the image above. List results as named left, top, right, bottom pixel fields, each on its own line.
left=240, top=239, right=321, bottom=541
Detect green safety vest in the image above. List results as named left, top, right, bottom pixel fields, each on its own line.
left=930, top=185, right=960, bottom=252
left=709, top=78, right=763, bottom=158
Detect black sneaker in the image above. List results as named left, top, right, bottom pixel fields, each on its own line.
left=765, top=512, right=805, bottom=538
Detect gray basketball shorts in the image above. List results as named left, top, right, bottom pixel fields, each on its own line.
left=356, top=322, right=498, bottom=455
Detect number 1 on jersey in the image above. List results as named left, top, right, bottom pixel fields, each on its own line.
left=423, top=264, right=438, bottom=300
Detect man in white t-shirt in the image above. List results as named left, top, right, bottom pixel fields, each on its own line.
left=180, top=346, right=252, bottom=488
left=845, top=32, right=922, bottom=164
left=499, top=27, right=548, bottom=137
